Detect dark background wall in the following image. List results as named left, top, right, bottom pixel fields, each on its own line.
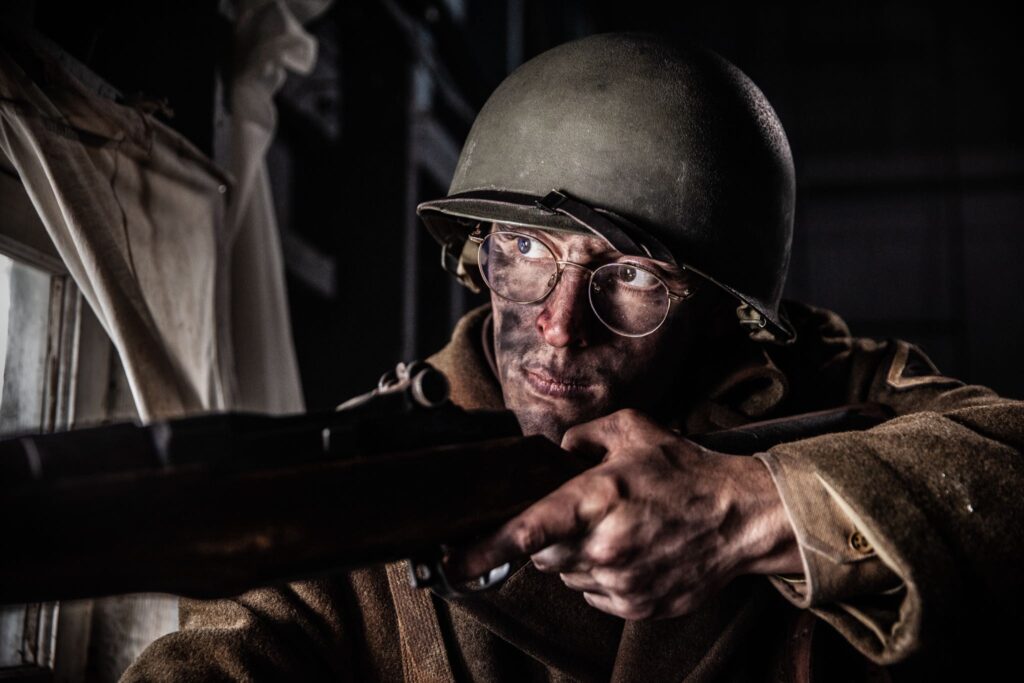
left=23, top=0, right=1024, bottom=408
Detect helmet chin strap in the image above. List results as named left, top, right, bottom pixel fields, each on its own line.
left=535, top=189, right=678, bottom=266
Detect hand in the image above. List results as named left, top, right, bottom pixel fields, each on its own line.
left=446, top=409, right=803, bottom=620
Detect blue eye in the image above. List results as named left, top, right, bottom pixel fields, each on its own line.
left=517, top=237, right=532, bottom=254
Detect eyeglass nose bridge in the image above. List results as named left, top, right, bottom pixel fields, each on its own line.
left=554, top=260, right=596, bottom=275
left=539, top=259, right=597, bottom=298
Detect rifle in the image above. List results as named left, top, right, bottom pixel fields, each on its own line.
left=0, top=362, right=891, bottom=604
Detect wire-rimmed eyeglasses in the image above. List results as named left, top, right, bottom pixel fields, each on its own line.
left=470, top=229, right=696, bottom=337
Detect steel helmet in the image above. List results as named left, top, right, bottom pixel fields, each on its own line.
left=417, top=32, right=796, bottom=340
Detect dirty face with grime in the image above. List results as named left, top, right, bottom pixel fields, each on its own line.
left=486, top=224, right=715, bottom=442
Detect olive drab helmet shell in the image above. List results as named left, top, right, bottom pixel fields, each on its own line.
left=417, top=32, right=796, bottom=340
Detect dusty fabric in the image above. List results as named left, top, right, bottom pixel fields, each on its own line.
left=220, top=0, right=330, bottom=413
left=0, top=9, right=317, bottom=419
left=0, top=32, right=229, bottom=418
left=122, top=302, right=1024, bottom=681
left=756, top=455, right=905, bottom=614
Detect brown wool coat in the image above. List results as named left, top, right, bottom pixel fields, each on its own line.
left=122, top=302, right=1024, bottom=682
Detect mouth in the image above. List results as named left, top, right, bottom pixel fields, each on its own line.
left=522, top=366, right=596, bottom=400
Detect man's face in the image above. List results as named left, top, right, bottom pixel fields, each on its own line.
left=489, top=224, right=711, bottom=442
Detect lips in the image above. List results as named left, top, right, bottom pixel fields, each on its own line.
left=523, top=365, right=596, bottom=399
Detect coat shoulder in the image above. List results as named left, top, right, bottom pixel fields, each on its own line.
left=767, top=300, right=969, bottom=414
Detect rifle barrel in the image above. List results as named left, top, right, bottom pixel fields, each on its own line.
left=0, top=403, right=889, bottom=604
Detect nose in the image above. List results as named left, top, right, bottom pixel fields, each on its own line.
left=536, top=266, right=591, bottom=348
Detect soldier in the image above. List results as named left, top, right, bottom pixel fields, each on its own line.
left=124, top=33, right=1024, bottom=681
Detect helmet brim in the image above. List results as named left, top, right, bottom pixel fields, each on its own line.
left=419, top=191, right=611, bottom=248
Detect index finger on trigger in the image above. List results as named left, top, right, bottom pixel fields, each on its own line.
left=445, top=480, right=595, bottom=581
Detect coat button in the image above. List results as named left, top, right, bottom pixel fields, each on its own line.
left=848, top=530, right=873, bottom=555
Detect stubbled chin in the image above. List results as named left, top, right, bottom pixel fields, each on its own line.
left=505, top=391, right=610, bottom=444
left=499, top=364, right=612, bottom=442
left=512, top=408, right=574, bottom=443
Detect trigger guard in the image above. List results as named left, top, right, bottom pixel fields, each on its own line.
left=475, top=562, right=511, bottom=590
left=407, top=554, right=512, bottom=598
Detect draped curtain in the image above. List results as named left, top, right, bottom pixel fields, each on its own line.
left=0, top=0, right=326, bottom=420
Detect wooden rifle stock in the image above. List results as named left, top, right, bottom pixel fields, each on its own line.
left=0, top=363, right=891, bottom=604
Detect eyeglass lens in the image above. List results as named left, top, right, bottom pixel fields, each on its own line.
left=478, top=231, right=671, bottom=336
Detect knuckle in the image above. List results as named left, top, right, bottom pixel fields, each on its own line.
left=577, top=471, right=624, bottom=519
left=619, top=407, right=643, bottom=421
left=510, top=521, right=545, bottom=554
left=588, top=541, right=628, bottom=567
left=613, top=408, right=642, bottom=427
left=593, top=469, right=629, bottom=502
left=619, top=408, right=657, bottom=433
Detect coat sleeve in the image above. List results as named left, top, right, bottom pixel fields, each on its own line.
left=755, top=331, right=1024, bottom=665
left=754, top=449, right=905, bottom=615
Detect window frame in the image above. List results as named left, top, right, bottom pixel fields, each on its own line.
left=0, top=151, right=113, bottom=683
